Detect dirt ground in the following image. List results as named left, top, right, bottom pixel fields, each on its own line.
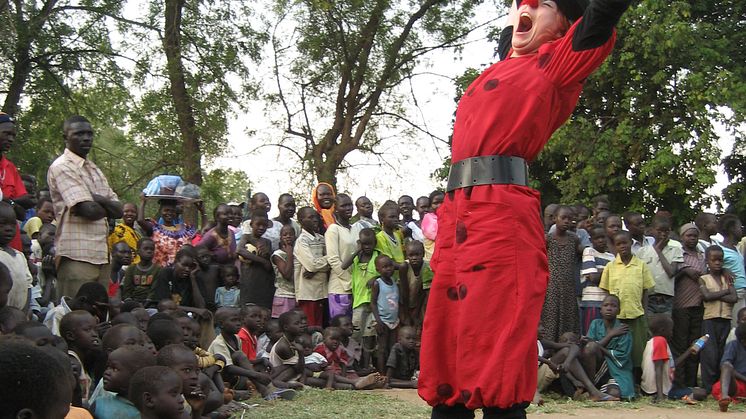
left=375, top=388, right=743, bottom=418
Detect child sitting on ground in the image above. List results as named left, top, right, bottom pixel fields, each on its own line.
left=269, top=311, right=306, bottom=389
left=122, top=237, right=161, bottom=304
left=371, top=254, right=400, bottom=374
left=386, top=325, right=419, bottom=388
left=214, top=265, right=240, bottom=309
left=129, top=365, right=186, bottom=419
left=713, top=322, right=746, bottom=412
left=727, top=307, right=746, bottom=344
left=699, top=245, right=738, bottom=393
left=157, top=343, right=225, bottom=418
left=580, top=227, right=615, bottom=335
left=298, top=332, right=335, bottom=389
left=61, top=310, right=103, bottom=406
left=641, top=314, right=706, bottom=403
left=584, top=295, right=635, bottom=400
left=237, top=304, right=269, bottom=371
left=91, top=345, right=156, bottom=417
left=600, top=231, right=655, bottom=375
left=331, top=314, right=367, bottom=374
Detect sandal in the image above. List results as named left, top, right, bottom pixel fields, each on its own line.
left=680, top=395, right=697, bottom=405
left=593, top=393, right=620, bottom=402
left=719, top=398, right=730, bottom=412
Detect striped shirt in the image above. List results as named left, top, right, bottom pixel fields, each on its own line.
left=580, top=247, right=614, bottom=303
left=47, top=149, right=118, bottom=265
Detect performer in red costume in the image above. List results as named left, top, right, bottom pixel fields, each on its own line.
left=418, top=0, right=633, bottom=417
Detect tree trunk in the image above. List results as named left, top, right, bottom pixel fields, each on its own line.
left=163, top=0, right=202, bottom=185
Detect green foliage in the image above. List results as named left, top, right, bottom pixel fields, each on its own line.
left=200, top=168, right=252, bottom=213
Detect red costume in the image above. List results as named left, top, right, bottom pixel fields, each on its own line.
left=419, top=0, right=630, bottom=411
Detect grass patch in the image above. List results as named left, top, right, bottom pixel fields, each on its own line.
left=528, top=392, right=746, bottom=415
left=233, top=388, right=431, bottom=418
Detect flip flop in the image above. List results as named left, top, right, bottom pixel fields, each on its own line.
left=680, top=395, right=697, bottom=405
left=593, top=394, right=620, bottom=402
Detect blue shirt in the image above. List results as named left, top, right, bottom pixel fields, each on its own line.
left=719, top=245, right=746, bottom=290
left=92, top=395, right=140, bottom=418
left=721, top=339, right=746, bottom=374
left=215, top=286, right=241, bottom=308
left=375, top=277, right=399, bottom=327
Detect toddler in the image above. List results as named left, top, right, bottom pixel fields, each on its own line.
left=122, top=237, right=161, bottom=304
left=214, top=265, right=240, bottom=308
left=91, top=345, right=156, bottom=417
left=386, top=326, right=419, bottom=388
left=371, top=254, right=400, bottom=373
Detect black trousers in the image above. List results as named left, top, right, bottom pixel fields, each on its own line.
left=431, top=402, right=529, bottom=419
left=671, top=305, right=703, bottom=387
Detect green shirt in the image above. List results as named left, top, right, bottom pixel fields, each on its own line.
left=351, top=250, right=379, bottom=308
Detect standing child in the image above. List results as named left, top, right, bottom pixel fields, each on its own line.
left=122, top=238, right=161, bottom=304
left=271, top=224, right=297, bottom=318
left=604, top=215, right=623, bottom=254
left=237, top=211, right=275, bottom=309
left=214, top=265, right=240, bottom=308
left=129, top=366, right=186, bottom=419
left=717, top=215, right=746, bottom=326
left=579, top=227, right=614, bottom=335
left=371, top=254, right=400, bottom=374
left=636, top=216, right=683, bottom=316
left=420, top=190, right=443, bottom=262
left=400, top=240, right=433, bottom=329
left=699, top=245, right=738, bottom=393
left=293, top=207, right=329, bottom=328
left=342, top=228, right=379, bottom=370
left=712, top=322, right=746, bottom=412
left=542, top=205, right=582, bottom=342
left=0, top=202, right=32, bottom=312
left=386, top=325, right=419, bottom=388
left=91, top=345, right=156, bottom=417
left=585, top=295, right=635, bottom=400
left=375, top=202, right=406, bottom=272
left=640, top=314, right=706, bottom=403
left=600, top=231, right=655, bottom=373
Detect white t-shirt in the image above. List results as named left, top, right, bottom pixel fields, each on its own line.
left=640, top=336, right=674, bottom=395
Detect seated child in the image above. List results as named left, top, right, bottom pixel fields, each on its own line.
left=331, top=314, right=366, bottom=373
left=129, top=365, right=186, bottom=419
left=0, top=338, right=72, bottom=418
left=61, top=310, right=103, bottom=406
left=584, top=295, right=635, bottom=400
left=237, top=304, right=265, bottom=365
left=0, top=305, right=26, bottom=334
left=712, top=322, right=746, bottom=412
left=298, top=332, right=335, bottom=389
left=91, top=345, right=156, bottom=418
left=122, top=237, right=161, bottom=304
left=157, top=343, right=224, bottom=417
left=371, top=254, right=400, bottom=374
left=386, top=326, right=419, bottom=388
left=12, top=320, right=62, bottom=348
left=312, top=327, right=382, bottom=389
left=727, top=307, right=746, bottom=344
left=640, top=314, right=706, bottom=403
left=45, top=282, right=111, bottom=337
left=579, top=227, right=615, bottom=335
left=699, top=245, right=738, bottom=393
left=146, top=318, right=185, bottom=351
left=214, top=265, right=240, bottom=309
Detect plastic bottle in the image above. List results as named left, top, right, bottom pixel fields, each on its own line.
left=690, top=334, right=710, bottom=354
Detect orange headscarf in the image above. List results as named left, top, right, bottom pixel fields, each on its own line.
left=312, top=182, right=336, bottom=228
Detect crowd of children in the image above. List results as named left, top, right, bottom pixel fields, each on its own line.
left=1, top=176, right=745, bottom=417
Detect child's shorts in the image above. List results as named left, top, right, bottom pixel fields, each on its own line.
left=712, top=378, right=746, bottom=400
left=352, top=303, right=376, bottom=339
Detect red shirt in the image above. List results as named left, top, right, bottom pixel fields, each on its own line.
left=0, top=156, right=27, bottom=251
left=238, top=327, right=257, bottom=360
left=313, top=343, right=350, bottom=374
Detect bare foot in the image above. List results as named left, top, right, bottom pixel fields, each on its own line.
left=590, top=393, right=620, bottom=402
left=354, top=373, right=379, bottom=389
left=719, top=397, right=731, bottom=412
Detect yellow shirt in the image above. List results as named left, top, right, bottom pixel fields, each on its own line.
left=599, top=255, right=655, bottom=319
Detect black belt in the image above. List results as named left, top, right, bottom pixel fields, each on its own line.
left=446, top=155, right=529, bottom=192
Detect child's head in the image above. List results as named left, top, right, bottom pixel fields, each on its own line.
left=375, top=254, right=395, bottom=278
left=600, top=295, right=620, bottom=321
left=358, top=228, right=376, bottom=255
left=398, top=195, right=414, bottom=218
left=0, top=202, right=17, bottom=247
left=194, top=244, right=212, bottom=269
left=60, top=310, right=101, bottom=353
left=428, top=190, right=444, bottom=212
left=250, top=211, right=269, bottom=238
left=0, top=306, right=25, bottom=334
left=604, top=214, right=622, bottom=239
left=554, top=205, right=574, bottom=232
left=322, top=327, right=342, bottom=351
left=398, top=326, right=417, bottom=351
left=172, top=247, right=197, bottom=281
left=405, top=240, right=425, bottom=267
left=102, top=324, right=144, bottom=353
left=129, top=366, right=185, bottom=419
left=378, top=201, right=400, bottom=232
left=215, top=307, right=242, bottom=335
left=297, top=206, right=319, bottom=234
left=415, top=196, right=430, bottom=219
left=146, top=319, right=184, bottom=351
left=330, top=315, right=353, bottom=338
left=220, top=264, right=239, bottom=288
left=0, top=338, right=72, bottom=419
left=12, top=321, right=60, bottom=348
left=736, top=322, right=746, bottom=346
left=137, top=238, right=156, bottom=263
left=705, top=245, right=724, bottom=274
left=355, top=196, right=374, bottom=218
left=112, top=312, right=138, bottom=327
left=651, top=216, right=671, bottom=243
left=279, top=224, right=297, bottom=247
left=296, top=333, right=314, bottom=357
left=737, top=307, right=746, bottom=325
left=695, top=212, right=718, bottom=236
left=648, top=314, right=673, bottom=339
left=38, top=223, right=57, bottom=251
left=612, top=231, right=632, bottom=258
left=595, top=210, right=610, bottom=229
left=335, top=193, right=354, bottom=221
left=622, top=211, right=644, bottom=238
left=265, top=319, right=282, bottom=344
left=156, top=343, right=200, bottom=396
left=559, top=331, right=580, bottom=345
left=173, top=313, right=199, bottom=349
left=718, top=214, right=743, bottom=241
left=240, top=304, right=264, bottom=334
left=279, top=310, right=302, bottom=338
left=213, top=203, right=230, bottom=227
left=679, top=223, right=699, bottom=250
left=591, top=195, right=610, bottom=216
left=0, top=263, right=11, bottom=308
left=158, top=298, right=179, bottom=315
left=70, top=281, right=110, bottom=322
left=589, top=227, right=607, bottom=252
left=103, top=345, right=156, bottom=396
left=36, top=197, right=56, bottom=225
left=131, top=308, right=150, bottom=332
left=112, top=241, right=134, bottom=266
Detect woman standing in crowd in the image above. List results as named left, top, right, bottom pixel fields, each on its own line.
left=138, top=196, right=205, bottom=267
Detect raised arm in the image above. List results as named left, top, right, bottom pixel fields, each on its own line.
left=137, top=194, right=154, bottom=236
left=571, top=0, right=633, bottom=52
